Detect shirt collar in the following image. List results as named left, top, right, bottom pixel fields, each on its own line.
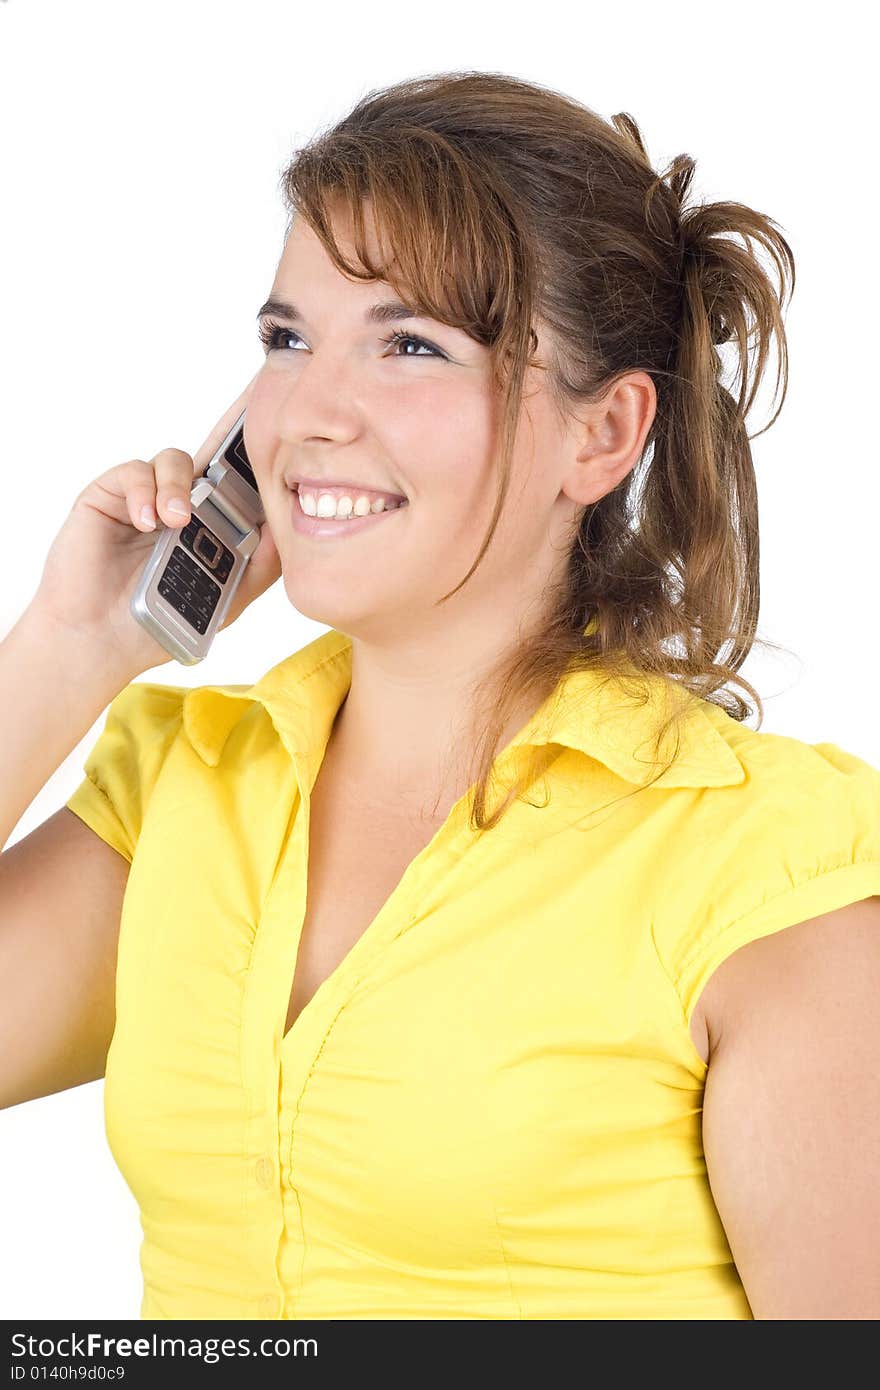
left=182, top=627, right=744, bottom=790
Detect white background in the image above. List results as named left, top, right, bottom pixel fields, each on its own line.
left=0, top=0, right=877, bottom=1321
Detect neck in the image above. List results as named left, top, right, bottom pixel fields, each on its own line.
left=326, top=622, right=546, bottom=819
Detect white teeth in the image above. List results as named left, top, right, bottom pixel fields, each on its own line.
left=298, top=490, right=403, bottom=520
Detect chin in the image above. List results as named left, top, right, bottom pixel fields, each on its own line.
left=280, top=572, right=370, bottom=630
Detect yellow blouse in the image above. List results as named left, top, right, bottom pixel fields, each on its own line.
left=64, top=626, right=880, bottom=1320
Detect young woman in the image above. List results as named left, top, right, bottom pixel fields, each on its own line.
left=3, top=71, right=879, bottom=1321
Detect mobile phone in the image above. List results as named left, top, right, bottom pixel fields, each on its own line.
left=129, top=407, right=263, bottom=666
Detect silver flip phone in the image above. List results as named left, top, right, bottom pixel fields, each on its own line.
left=129, top=408, right=263, bottom=666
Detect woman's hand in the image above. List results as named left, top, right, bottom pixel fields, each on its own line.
left=27, top=371, right=280, bottom=677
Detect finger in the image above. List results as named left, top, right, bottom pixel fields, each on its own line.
left=152, top=447, right=198, bottom=528
left=237, top=521, right=281, bottom=597
left=192, top=368, right=262, bottom=475
left=109, top=458, right=163, bottom=532
left=250, top=520, right=281, bottom=584
left=219, top=522, right=282, bottom=628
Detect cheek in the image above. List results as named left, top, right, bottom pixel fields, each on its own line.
left=246, top=370, right=498, bottom=512
left=381, top=384, right=497, bottom=501
left=242, top=379, right=278, bottom=480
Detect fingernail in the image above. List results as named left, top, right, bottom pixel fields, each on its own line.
left=140, top=504, right=157, bottom=529
left=166, top=497, right=189, bottom=516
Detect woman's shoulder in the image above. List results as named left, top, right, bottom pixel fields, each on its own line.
left=65, top=680, right=193, bottom=862
left=696, top=697, right=880, bottom=803
left=650, top=698, right=880, bottom=1025
left=676, top=697, right=880, bottom=880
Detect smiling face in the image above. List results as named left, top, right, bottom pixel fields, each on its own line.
left=244, top=205, right=584, bottom=648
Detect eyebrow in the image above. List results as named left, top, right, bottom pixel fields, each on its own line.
left=256, top=296, right=428, bottom=327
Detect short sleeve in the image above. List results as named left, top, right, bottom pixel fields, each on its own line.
left=653, top=736, right=880, bottom=1028
left=65, top=681, right=188, bottom=863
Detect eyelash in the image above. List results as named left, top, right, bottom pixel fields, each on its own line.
left=257, top=318, right=447, bottom=360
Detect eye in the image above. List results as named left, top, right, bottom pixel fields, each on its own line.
left=257, top=320, right=305, bottom=354
left=257, top=319, right=447, bottom=360
left=379, top=329, right=447, bottom=359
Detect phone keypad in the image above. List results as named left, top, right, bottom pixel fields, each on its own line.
left=157, top=516, right=235, bottom=635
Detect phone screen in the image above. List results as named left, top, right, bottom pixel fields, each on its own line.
left=224, top=426, right=260, bottom=495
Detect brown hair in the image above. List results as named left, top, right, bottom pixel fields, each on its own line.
left=277, top=69, right=796, bottom=832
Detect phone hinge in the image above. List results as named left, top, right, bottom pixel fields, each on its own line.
left=201, top=487, right=255, bottom=540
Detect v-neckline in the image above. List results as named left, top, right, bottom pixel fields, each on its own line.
left=275, top=757, right=477, bottom=1057
left=258, top=708, right=553, bottom=1079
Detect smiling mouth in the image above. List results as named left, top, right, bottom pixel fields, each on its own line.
left=292, top=486, right=408, bottom=519
left=289, top=487, right=409, bottom=533
left=288, top=479, right=408, bottom=506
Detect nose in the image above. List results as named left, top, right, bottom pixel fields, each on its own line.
left=273, top=348, right=363, bottom=446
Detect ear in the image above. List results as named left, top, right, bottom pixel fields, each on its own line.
left=560, top=371, right=657, bottom=506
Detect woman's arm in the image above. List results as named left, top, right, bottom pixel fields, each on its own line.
left=699, top=896, right=880, bottom=1319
